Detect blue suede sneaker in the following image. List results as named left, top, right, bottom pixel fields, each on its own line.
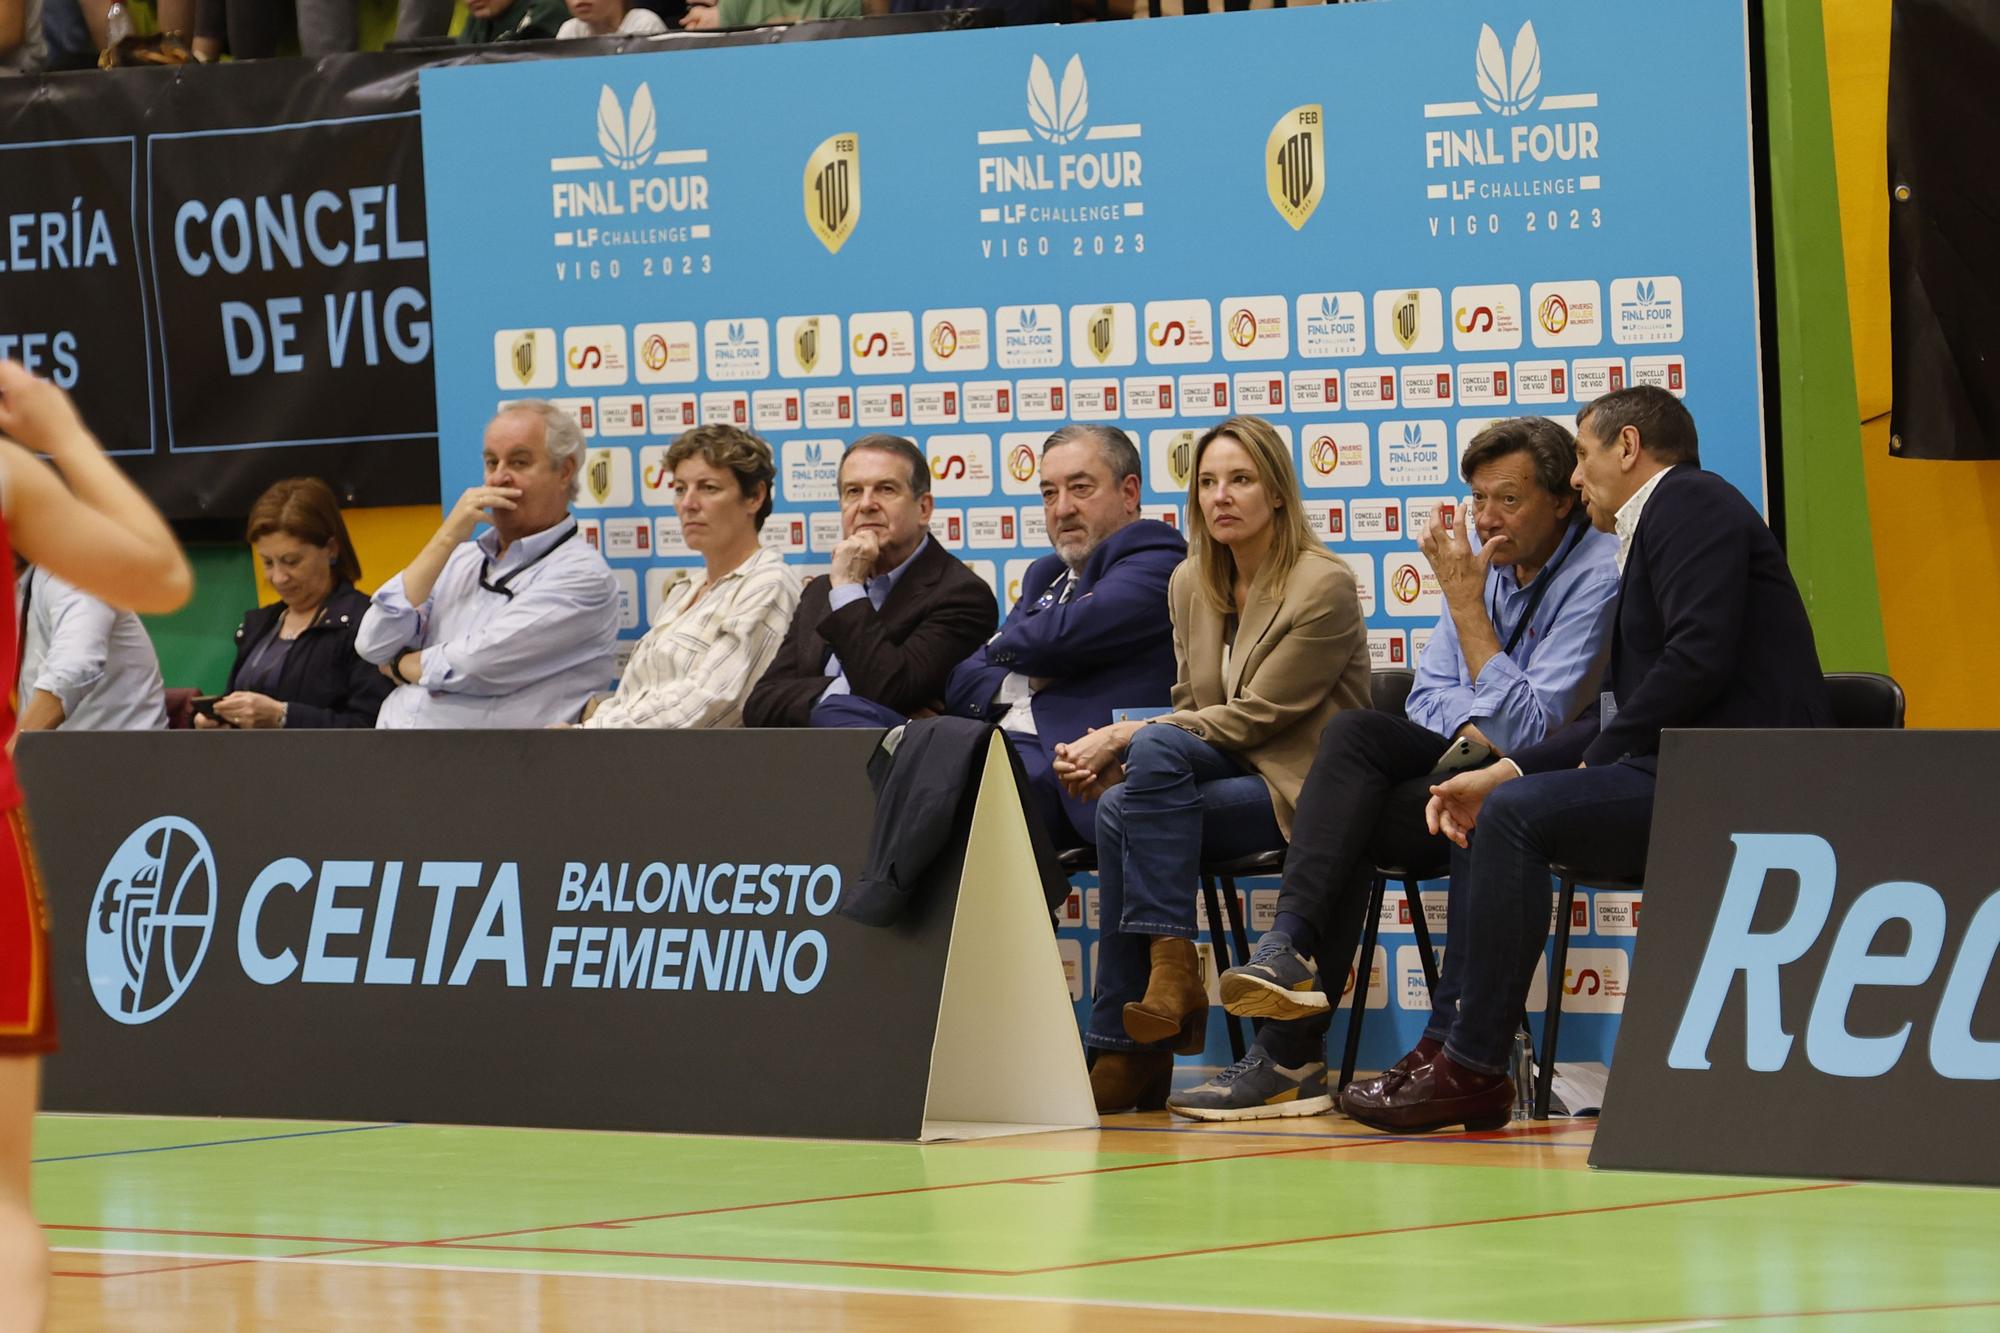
left=1218, top=930, right=1326, bottom=1020
left=1166, top=1049, right=1333, bottom=1122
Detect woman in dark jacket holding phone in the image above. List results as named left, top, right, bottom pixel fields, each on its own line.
left=198, top=478, right=390, bottom=729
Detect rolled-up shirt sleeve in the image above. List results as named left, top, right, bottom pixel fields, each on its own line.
left=419, top=559, right=618, bottom=696
left=31, top=581, right=115, bottom=716
left=357, top=573, right=429, bottom=665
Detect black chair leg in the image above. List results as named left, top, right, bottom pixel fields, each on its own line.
left=1219, top=875, right=1257, bottom=1046
left=1403, top=879, right=1440, bottom=992
left=1200, top=876, right=1245, bottom=1063
left=1339, top=876, right=1388, bottom=1090
left=1536, top=876, right=1578, bottom=1120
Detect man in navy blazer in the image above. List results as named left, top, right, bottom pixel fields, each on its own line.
left=945, top=425, right=1185, bottom=852
left=1342, top=386, right=1830, bottom=1133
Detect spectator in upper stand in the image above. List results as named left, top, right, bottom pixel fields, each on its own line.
left=572, top=426, right=799, bottom=729
left=357, top=401, right=618, bottom=729
left=743, top=435, right=996, bottom=729
left=14, top=561, right=166, bottom=731
left=1170, top=416, right=1620, bottom=1122
left=200, top=478, right=391, bottom=731
left=559, top=0, right=666, bottom=36
left=679, top=0, right=855, bottom=30
left=944, top=425, right=1183, bottom=855
left=0, top=0, right=47, bottom=73
left=292, top=0, right=459, bottom=56
left=459, top=0, right=569, bottom=42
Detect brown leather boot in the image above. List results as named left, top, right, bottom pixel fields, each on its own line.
left=1123, top=936, right=1207, bottom=1046
left=1090, top=1049, right=1172, bottom=1113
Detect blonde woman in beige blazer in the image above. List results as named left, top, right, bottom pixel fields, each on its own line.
left=1054, top=415, right=1369, bottom=1114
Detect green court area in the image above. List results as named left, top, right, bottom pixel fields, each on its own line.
left=32, top=1113, right=2000, bottom=1329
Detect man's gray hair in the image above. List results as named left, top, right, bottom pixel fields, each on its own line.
left=1042, top=424, right=1141, bottom=486
left=496, top=400, right=587, bottom=502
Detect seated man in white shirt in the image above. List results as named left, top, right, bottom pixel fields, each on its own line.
left=574, top=425, right=801, bottom=728
left=14, top=560, right=167, bottom=731
left=357, top=401, right=619, bottom=729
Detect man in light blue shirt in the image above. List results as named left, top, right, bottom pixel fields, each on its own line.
left=1172, top=416, right=1620, bottom=1121
left=357, top=401, right=618, bottom=729
left=14, top=562, right=167, bottom=731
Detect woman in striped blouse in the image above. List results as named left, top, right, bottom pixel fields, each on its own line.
left=574, top=426, right=801, bottom=729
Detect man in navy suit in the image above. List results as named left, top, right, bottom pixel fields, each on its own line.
left=945, top=425, right=1185, bottom=853
left=1341, top=386, right=1831, bottom=1132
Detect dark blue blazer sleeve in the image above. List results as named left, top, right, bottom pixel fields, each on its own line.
left=943, top=556, right=1061, bottom=717
left=1583, top=486, right=1752, bottom=767
left=984, top=542, right=1181, bottom=677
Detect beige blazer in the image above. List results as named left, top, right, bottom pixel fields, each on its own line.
left=1158, top=548, right=1370, bottom=838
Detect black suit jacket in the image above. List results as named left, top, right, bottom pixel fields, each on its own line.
left=227, top=583, right=393, bottom=729
left=1514, top=466, right=1829, bottom=774
left=743, top=538, right=999, bottom=727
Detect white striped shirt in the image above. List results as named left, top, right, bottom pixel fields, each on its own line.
left=583, top=545, right=801, bottom=730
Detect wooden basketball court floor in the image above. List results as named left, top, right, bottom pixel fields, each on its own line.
left=33, top=1108, right=2000, bottom=1331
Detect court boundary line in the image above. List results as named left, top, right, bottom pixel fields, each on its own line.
left=47, top=1246, right=1704, bottom=1333
left=34, top=1122, right=403, bottom=1164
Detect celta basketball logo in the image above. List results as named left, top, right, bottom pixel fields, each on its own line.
left=86, top=818, right=217, bottom=1025
left=1391, top=292, right=1422, bottom=351
left=588, top=451, right=613, bottom=504
left=1087, top=306, right=1115, bottom=365
left=794, top=318, right=820, bottom=374
left=597, top=85, right=657, bottom=170
left=1026, top=54, right=1087, bottom=145
left=511, top=332, right=538, bottom=387
left=804, top=133, right=859, bottom=255
left=1265, top=105, right=1324, bottom=231
left=1389, top=562, right=1424, bottom=605
left=1475, top=21, right=1541, bottom=117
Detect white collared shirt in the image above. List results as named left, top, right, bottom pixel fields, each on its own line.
left=583, top=545, right=801, bottom=730
left=357, top=517, right=619, bottom=729
left=1613, top=466, right=1676, bottom=574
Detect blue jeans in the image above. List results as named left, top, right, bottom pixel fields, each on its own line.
left=1425, top=761, right=1655, bottom=1073
left=1086, top=724, right=1282, bottom=1051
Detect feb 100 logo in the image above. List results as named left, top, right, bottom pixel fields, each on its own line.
left=85, top=817, right=218, bottom=1025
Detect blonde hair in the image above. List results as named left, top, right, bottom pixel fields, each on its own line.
left=1185, top=415, right=1322, bottom=614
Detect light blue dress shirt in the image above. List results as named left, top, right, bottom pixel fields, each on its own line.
left=356, top=518, right=620, bottom=729
left=15, top=566, right=166, bottom=731
left=1406, top=522, right=1621, bottom=755
left=819, top=536, right=930, bottom=701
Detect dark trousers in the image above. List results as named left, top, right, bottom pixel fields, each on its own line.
left=1255, top=708, right=1451, bottom=1066
left=1428, top=761, right=1655, bottom=1073
left=814, top=692, right=1086, bottom=854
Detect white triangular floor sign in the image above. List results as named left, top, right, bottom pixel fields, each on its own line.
left=920, top=734, right=1098, bottom=1141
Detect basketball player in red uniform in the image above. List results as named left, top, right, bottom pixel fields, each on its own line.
left=0, top=360, right=191, bottom=1327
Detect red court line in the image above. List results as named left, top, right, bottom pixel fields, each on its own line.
left=1009, top=1180, right=1855, bottom=1275
left=410, top=1138, right=1373, bottom=1246
left=47, top=1223, right=399, bottom=1246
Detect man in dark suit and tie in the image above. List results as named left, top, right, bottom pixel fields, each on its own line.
left=945, top=425, right=1186, bottom=852
left=1341, top=386, right=1831, bottom=1132
left=744, top=435, right=996, bottom=728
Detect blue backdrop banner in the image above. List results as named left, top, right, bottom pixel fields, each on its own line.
left=419, top=0, right=1760, bottom=1073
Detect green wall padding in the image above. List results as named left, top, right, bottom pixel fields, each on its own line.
left=141, top=543, right=256, bottom=695
left=1763, top=0, right=1890, bottom=670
